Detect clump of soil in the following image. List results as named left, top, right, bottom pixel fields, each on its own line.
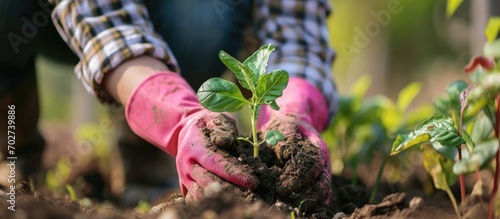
left=204, top=115, right=331, bottom=218
left=345, top=193, right=422, bottom=219
left=330, top=175, right=369, bottom=214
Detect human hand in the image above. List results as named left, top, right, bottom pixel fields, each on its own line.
left=257, top=77, right=332, bottom=209
left=124, top=72, right=258, bottom=201
left=263, top=115, right=332, bottom=208
left=176, top=111, right=258, bottom=201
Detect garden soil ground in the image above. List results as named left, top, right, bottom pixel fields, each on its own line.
left=0, top=165, right=491, bottom=218
left=0, top=123, right=491, bottom=218
left=0, top=172, right=490, bottom=218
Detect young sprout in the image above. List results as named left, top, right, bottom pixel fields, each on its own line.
left=197, top=44, right=288, bottom=157
left=65, top=184, right=77, bottom=201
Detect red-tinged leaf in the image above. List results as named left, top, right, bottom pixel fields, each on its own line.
left=464, top=56, right=494, bottom=74
left=459, top=83, right=476, bottom=110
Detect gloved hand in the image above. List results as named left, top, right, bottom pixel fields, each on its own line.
left=125, top=72, right=258, bottom=201
left=257, top=77, right=332, bottom=208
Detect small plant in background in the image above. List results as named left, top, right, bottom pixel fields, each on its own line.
left=323, top=74, right=434, bottom=203
left=390, top=16, right=500, bottom=219
left=390, top=115, right=465, bottom=217
left=65, top=184, right=78, bottom=201
left=197, top=44, right=288, bottom=157
left=136, top=200, right=151, bottom=214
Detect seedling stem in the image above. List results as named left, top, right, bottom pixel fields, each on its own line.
left=197, top=44, right=288, bottom=157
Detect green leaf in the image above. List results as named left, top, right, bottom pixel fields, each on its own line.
left=434, top=97, right=450, bottom=115
left=390, top=115, right=465, bottom=155
left=265, top=100, right=280, bottom=111
left=219, top=50, right=258, bottom=92
left=351, top=74, right=372, bottom=99
left=483, top=40, right=500, bottom=58
left=333, top=96, right=355, bottom=121
left=237, top=136, right=249, bottom=141
left=446, top=80, right=469, bottom=113
left=342, top=96, right=388, bottom=142
left=255, top=69, right=289, bottom=105
left=265, top=130, right=285, bottom=146
left=485, top=17, right=500, bottom=43
left=431, top=128, right=466, bottom=148
left=237, top=136, right=252, bottom=145
left=469, top=68, right=488, bottom=84
left=446, top=80, right=469, bottom=99
left=349, top=96, right=387, bottom=126
left=453, top=139, right=499, bottom=175
left=446, top=0, right=463, bottom=18
left=137, top=200, right=151, bottom=214
left=65, top=184, right=77, bottom=201
left=397, top=82, right=421, bottom=112
left=430, top=141, right=458, bottom=161
left=470, top=113, right=494, bottom=144
left=391, top=133, right=431, bottom=156
left=421, top=144, right=456, bottom=189
left=463, top=83, right=489, bottom=119
left=197, top=78, right=250, bottom=112
left=414, top=115, right=448, bottom=132
left=465, top=98, right=491, bottom=121
left=243, top=44, right=275, bottom=78
left=378, top=97, right=400, bottom=131
left=468, top=73, right=500, bottom=103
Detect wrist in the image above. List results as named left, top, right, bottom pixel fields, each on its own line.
left=103, top=55, right=170, bottom=106
left=124, top=71, right=201, bottom=155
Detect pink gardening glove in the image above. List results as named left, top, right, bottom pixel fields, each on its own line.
left=257, top=77, right=332, bottom=208
left=125, top=72, right=258, bottom=201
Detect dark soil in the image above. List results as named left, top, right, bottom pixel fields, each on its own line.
left=204, top=115, right=332, bottom=218
left=0, top=174, right=490, bottom=219
left=0, top=122, right=491, bottom=218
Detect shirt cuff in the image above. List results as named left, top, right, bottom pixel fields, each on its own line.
left=75, top=26, right=179, bottom=103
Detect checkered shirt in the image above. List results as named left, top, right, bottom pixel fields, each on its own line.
left=49, top=0, right=338, bottom=121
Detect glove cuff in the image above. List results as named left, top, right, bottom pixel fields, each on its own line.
left=125, top=72, right=203, bottom=156
left=257, top=77, right=329, bottom=131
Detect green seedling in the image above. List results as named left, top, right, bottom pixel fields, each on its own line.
left=65, top=184, right=77, bottom=201
left=197, top=44, right=288, bottom=157
left=323, top=74, right=433, bottom=203
left=391, top=16, right=500, bottom=219
left=29, top=176, right=35, bottom=192
left=137, top=200, right=151, bottom=214
left=390, top=115, right=464, bottom=217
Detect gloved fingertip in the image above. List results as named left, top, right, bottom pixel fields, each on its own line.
left=185, top=183, right=204, bottom=203
left=243, top=175, right=260, bottom=190
left=211, top=133, right=235, bottom=149
left=185, top=194, right=196, bottom=205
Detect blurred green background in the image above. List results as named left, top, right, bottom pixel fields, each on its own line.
left=38, top=0, right=480, bottom=129
left=329, top=0, right=475, bottom=100
left=35, top=0, right=492, bottom=196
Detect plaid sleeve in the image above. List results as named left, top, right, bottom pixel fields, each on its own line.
left=50, top=0, right=179, bottom=103
left=253, top=0, right=338, bottom=122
